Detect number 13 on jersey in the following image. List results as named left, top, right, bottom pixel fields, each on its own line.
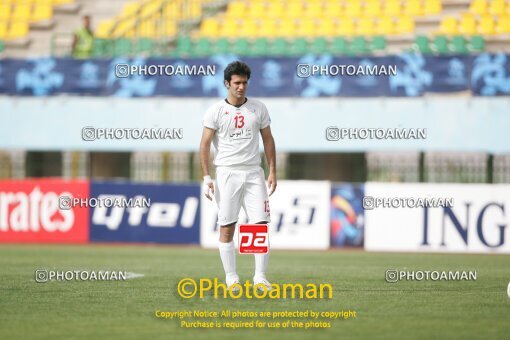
left=234, top=115, right=245, bottom=128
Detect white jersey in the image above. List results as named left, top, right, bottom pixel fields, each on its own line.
left=203, top=98, right=271, bottom=167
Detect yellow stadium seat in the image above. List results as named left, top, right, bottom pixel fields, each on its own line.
left=323, top=2, right=342, bottom=18
left=0, top=22, right=7, bottom=39
left=296, top=18, right=316, bottom=37
left=364, top=1, right=381, bottom=17
left=31, top=5, right=53, bottom=22
left=239, top=19, right=258, bottom=38
left=315, top=19, right=336, bottom=37
left=344, top=2, right=362, bottom=17
left=305, top=2, right=323, bottom=18
left=488, top=0, right=505, bottom=15
left=507, top=2, right=510, bottom=15
left=470, top=0, right=487, bottom=15
left=438, top=16, right=458, bottom=35
left=383, top=0, right=401, bottom=17
left=336, top=18, right=355, bottom=36
left=122, top=2, right=141, bottom=17
left=188, top=2, right=202, bottom=19
left=257, top=19, right=277, bottom=37
left=477, top=15, right=495, bottom=34
left=276, top=18, right=296, bottom=37
left=140, top=2, right=160, bottom=18
left=7, top=21, right=28, bottom=39
left=376, top=17, right=394, bottom=35
left=395, top=16, right=415, bottom=34
left=423, top=0, right=442, bottom=15
left=12, top=4, right=31, bottom=21
left=459, top=15, right=476, bottom=35
left=53, top=0, right=75, bottom=4
left=163, top=21, right=176, bottom=37
left=356, top=17, right=375, bottom=36
left=219, top=19, right=238, bottom=37
left=266, top=2, right=284, bottom=18
left=115, top=18, right=136, bottom=38
left=199, top=18, right=219, bottom=37
left=138, top=20, right=155, bottom=37
left=249, top=2, right=265, bottom=18
left=496, top=15, right=510, bottom=33
left=226, top=1, right=246, bottom=18
left=95, top=20, right=115, bottom=38
left=14, top=0, right=35, bottom=4
left=0, top=5, right=11, bottom=21
left=285, top=2, right=304, bottom=18
left=403, top=0, right=422, bottom=17
left=164, top=2, right=179, bottom=18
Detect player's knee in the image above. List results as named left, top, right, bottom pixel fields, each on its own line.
left=219, top=222, right=236, bottom=242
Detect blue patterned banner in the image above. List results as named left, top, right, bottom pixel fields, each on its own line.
left=0, top=53, right=509, bottom=97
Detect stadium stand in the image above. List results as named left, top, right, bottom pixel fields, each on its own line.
left=0, top=1, right=509, bottom=57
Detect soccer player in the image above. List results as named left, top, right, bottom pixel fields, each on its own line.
left=199, top=61, right=277, bottom=291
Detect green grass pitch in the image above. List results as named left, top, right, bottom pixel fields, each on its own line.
left=0, top=245, right=508, bottom=339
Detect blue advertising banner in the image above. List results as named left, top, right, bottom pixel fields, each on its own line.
left=331, top=183, right=365, bottom=247
left=90, top=181, right=200, bottom=244
left=1, top=53, right=509, bottom=97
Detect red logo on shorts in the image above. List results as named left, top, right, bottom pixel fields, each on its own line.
left=238, top=224, right=268, bottom=254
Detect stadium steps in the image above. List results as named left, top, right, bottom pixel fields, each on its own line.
left=1, top=0, right=130, bottom=57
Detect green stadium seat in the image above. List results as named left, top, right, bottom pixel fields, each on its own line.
left=468, top=35, right=485, bottom=52
left=174, top=36, right=193, bottom=56
left=249, top=38, right=269, bottom=56
left=113, top=38, right=132, bottom=56
left=0, top=40, right=5, bottom=53
left=450, top=36, right=468, bottom=54
left=370, top=36, right=386, bottom=52
left=330, top=37, right=348, bottom=55
left=432, top=35, right=449, bottom=55
left=268, top=38, right=288, bottom=56
left=288, top=38, right=308, bottom=56
left=232, top=38, right=250, bottom=55
left=137, top=38, right=155, bottom=54
left=309, top=37, right=327, bottom=54
left=349, top=37, right=369, bottom=56
left=192, top=37, right=212, bottom=57
left=212, top=38, right=230, bottom=55
left=414, top=35, right=432, bottom=54
left=93, top=38, right=108, bottom=57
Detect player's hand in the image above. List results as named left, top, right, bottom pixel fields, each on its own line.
left=203, top=176, right=215, bottom=201
left=267, top=172, right=277, bottom=197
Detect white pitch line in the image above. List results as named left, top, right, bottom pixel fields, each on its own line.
left=125, top=272, right=145, bottom=279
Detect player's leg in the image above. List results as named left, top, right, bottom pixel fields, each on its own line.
left=243, top=168, right=272, bottom=290
left=218, top=222, right=239, bottom=289
left=215, top=168, right=244, bottom=289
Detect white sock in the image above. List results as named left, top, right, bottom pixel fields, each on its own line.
left=219, top=241, right=237, bottom=279
left=254, top=249, right=269, bottom=279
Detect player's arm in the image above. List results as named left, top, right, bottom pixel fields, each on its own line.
left=200, top=127, right=215, bottom=200
left=260, top=126, right=277, bottom=196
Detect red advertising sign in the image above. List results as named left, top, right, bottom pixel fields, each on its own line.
left=0, top=179, right=89, bottom=243
left=238, top=224, right=269, bottom=254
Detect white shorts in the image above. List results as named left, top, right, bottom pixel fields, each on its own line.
left=214, top=166, right=271, bottom=226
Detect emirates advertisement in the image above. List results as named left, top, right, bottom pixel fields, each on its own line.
left=0, top=179, right=89, bottom=243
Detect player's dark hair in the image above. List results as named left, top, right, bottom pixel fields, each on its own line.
left=224, top=61, right=251, bottom=83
